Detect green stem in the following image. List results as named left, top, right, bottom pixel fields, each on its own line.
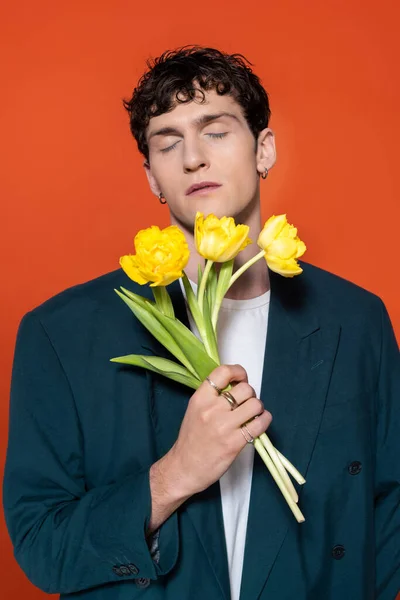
left=258, top=433, right=298, bottom=503
left=253, top=438, right=305, bottom=523
left=227, top=249, right=266, bottom=292
left=198, top=259, right=214, bottom=313
left=275, top=448, right=306, bottom=485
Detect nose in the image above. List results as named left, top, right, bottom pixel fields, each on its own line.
left=182, top=138, right=209, bottom=174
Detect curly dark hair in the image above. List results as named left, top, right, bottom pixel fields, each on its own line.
left=123, top=46, right=271, bottom=161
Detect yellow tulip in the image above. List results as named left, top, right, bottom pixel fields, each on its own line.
left=195, top=212, right=252, bottom=262
left=120, top=225, right=189, bottom=286
left=257, top=214, right=306, bottom=277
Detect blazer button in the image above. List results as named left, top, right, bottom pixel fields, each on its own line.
left=348, top=461, right=362, bottom=475
left=112, top=566, right=124, bottom=577
left=119, top=565, right=131, bottom=576
left=332, top=545, right=345, bottom=560
left=127, top=563, right=139, bottom=575
left=136, top=577, right=151, bottom=589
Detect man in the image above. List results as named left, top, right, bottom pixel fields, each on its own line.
left=3, top=46, right=400, bottom=599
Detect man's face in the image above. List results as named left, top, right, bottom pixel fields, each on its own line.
left=145, top=88, right=275, bottom=231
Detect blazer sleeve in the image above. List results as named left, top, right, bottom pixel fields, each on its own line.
left=3, top=311, right=179, bottom=595
left=374, top=300, right=400, bottom=599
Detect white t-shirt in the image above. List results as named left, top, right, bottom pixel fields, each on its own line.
left=180, top=281, right=270, bottom=600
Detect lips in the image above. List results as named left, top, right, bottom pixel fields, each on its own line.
left=185, top=181, right=221, bottom=195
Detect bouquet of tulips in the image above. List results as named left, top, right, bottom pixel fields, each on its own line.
left=111, top=212, right=307, bottom=522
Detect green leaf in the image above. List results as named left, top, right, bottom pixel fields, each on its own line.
left=152, top=286, right=175, bottom=318
left=202, top=291, right=220, bottom=363
left=181, top=272, right=204, bottom=331
left=216, top=259, right=234, bottom=300
left=110, top=354, right=201, bottom=390
left=197, top=263, right=203, bottom=290
left=182, top=273, right=219, bottom=364
left=120, top=286, right=156, bottom=306
left=146, top=303, right=219, bottom=380
left=115, top=288, right=198, bottom=377
left=212, top=259, right=234, bottom=329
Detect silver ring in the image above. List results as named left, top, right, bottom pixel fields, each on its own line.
left=221, top=391, right=238, bottom=410
left=206, top=376, right=223, bottom=395
left=240, top=424, right=254, bottom=444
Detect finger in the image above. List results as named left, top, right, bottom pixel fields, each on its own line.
left=237, top=410, right=273, bottom=445
left=204, top=364, right=248, bottom=397
left=232, top=397, right=265, bottom=426
left=222, top=382, right=256, bottom=408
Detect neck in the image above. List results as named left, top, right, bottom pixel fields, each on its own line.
left=172, top=205, right=270, bottom=301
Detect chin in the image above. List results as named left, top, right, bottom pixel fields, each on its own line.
left=192, top=197, right=237, bottom=219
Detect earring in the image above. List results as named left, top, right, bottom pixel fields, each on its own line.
left=261, top=168, right=268, bottom=180
left=159, top=193, right=167, bottom=205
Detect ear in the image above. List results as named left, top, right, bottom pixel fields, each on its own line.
left=256, top=128, right=276, bottom=175
left=143, top=161, right=162, bottom=197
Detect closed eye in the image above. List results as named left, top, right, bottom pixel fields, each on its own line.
left=160, top=132, right=228, bottom=153
left=207, top=132, right=228, bottom=139
left=160, top=141, right=180, bottom=153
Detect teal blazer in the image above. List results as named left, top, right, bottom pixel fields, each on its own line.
left=3, top=264, right=400, bottom=599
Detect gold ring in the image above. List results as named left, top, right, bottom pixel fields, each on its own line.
left=240, top=424, right=254, bottom=444
left=221, top=391, right=238, bottom=410
left=206, top=376, right=223, bottom=395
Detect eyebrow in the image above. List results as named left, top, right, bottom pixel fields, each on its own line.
left=147, top=111, right=241, bottom=141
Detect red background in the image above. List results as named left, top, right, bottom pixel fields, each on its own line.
left=1, top=1, right=399, bottom=597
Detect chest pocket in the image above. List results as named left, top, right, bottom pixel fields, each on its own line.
left=318, top=390, right=374, bottom=434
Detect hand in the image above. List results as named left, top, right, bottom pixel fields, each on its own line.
left=164, top=364, right=273, bottom=498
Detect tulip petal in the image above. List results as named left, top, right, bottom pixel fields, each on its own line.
left=195, top=212, right=251, bottom=261
left=295, top=241, right=307, bottom=258
left=121, top=224, right=189, bottom=286
left=120, top=255, right=148, bottom=285
left=267, top=238, right=299, bottom=260
left=266, top=256, right=303, bottom=277
left=257, top=214, right=287, bottom=250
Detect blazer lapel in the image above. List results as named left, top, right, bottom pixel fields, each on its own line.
left=143, top=280, right=231, bottom=600
left=240, top=271, right=341, bottom=600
